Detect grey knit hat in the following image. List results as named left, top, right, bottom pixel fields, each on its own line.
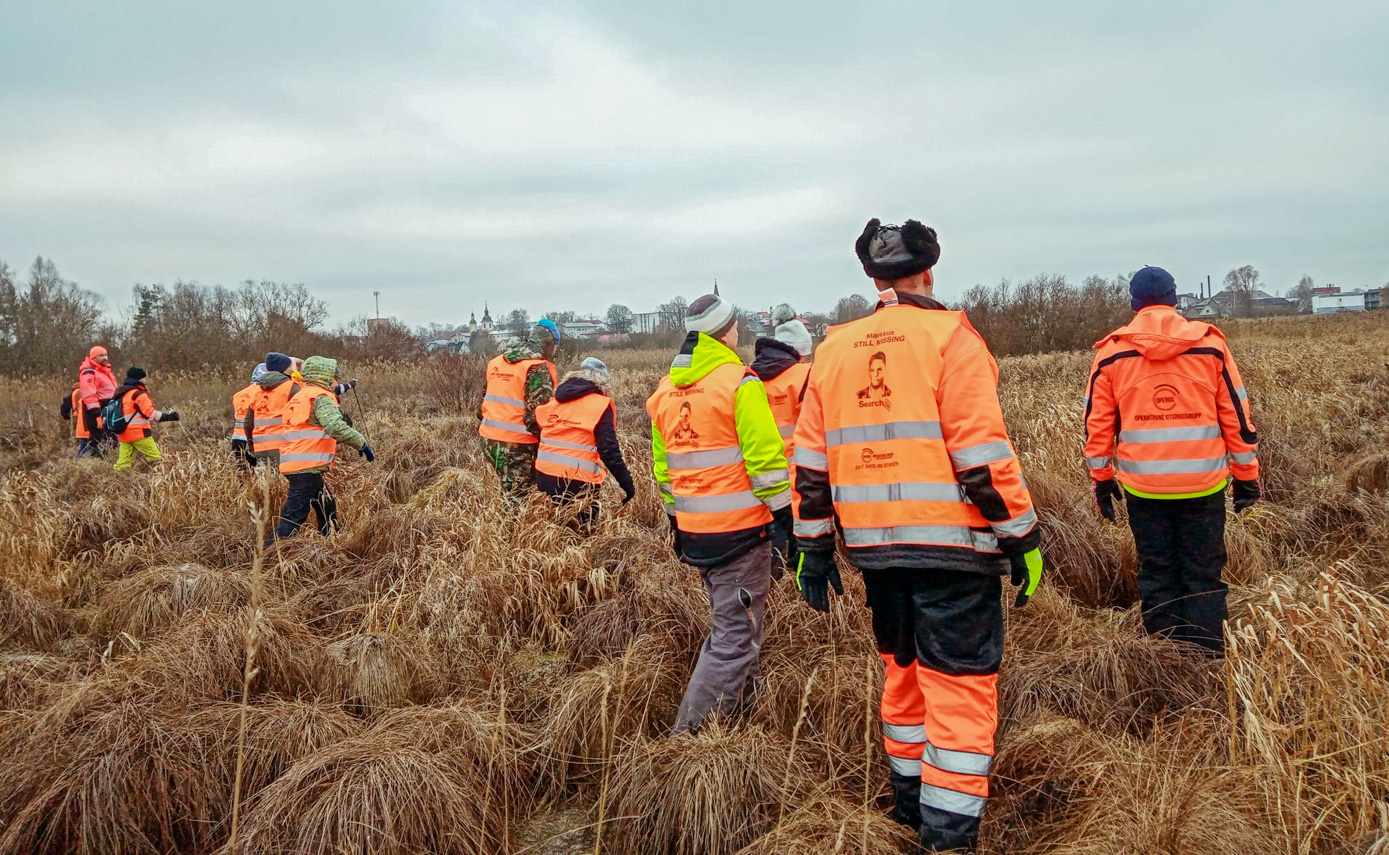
left=774, top=318, right=812, bottom=357
left=580, top=356, right=610, bottom=382
left=685, top=294, right=737, bottom=336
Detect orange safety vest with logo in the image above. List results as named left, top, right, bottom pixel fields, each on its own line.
left=117, top=388, right=156, bottom=443
left=249, top=379, right=298, bottom=457
left=534, top=393, right=613, bottom=484
left=279, top=386, right=338, bottom=474
left=647, top=363, right=774, bottom=535
left=792, top=291, right=1037, bottom=572
left=232, top=383, right=258, bottom=442
left=1084, top=306, right=1258, bottom=496
left=479, top=356, right=558, bottom=444
left=762, top=361, right=811, bottom=458
left=71, top=388, right=90, bottom=439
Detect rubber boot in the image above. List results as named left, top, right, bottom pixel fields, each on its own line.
left=890, top=772, right=922, bottom=829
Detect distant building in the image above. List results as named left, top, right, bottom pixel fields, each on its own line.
left=1182, top=288, right=1293, bottom=318
left=631, top=311, right=663, bottom=334
left=560, top=319, right=606, bottom=339
left=1314, top=291, right=1370, bottom=314
left=1367, top=289, right=1382, bottom=311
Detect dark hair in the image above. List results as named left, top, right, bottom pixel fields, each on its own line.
left=680, top=401, right=692, bottom=410
left=869, top=351, right=887, bottom=363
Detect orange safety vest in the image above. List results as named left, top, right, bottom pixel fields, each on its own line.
left=232, top=383, right=258, bottom=442
left=279, top=386, right=338, bottom=474
left=762, top=361, right=811, bottom=458
left=71, top=388, right=90, bottom=439
left=797, top=304, right=1011, bottom=561
left=249, top=379, right=298, bottom=456
left=479, top=356, right=557, bottom=444
left=1084, top=306, right=1258, bottom=495
left=117, top=388, right=156, bottom=443
left=534, top=393, right=613, bottom=484
left=647, top=363, right=773, bottom=535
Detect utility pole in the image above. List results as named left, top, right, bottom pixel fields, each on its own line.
left=373, top=291, right=381, bottom=319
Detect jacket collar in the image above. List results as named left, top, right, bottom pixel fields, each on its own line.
left=875, top=288, right=947, bottom=312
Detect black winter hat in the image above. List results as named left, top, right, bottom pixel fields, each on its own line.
left=855, top=218, right=940, bottom=281
left=125, top=366, right=147, bottom=381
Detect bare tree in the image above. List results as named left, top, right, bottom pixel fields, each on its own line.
left=605, top=303, right=634, bottom=333
left=544, top=310, right=577, bottom=326
left=657, top=296, right=689, bottom=331
left=1223, top=265, right=1261, bottom=318
left=832, top=294, right=873, bottom=325
left=1286, top=275, right=1315, bottom=314
left=0, top=256, right=105, bottom=376
left=505, top=308, right=530, bottom=334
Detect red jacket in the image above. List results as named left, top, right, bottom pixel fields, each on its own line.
left=1084, top=306, right=1258, bottom=495
left=78, top=356, right=118, bottom=411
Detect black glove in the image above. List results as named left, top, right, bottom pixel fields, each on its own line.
left=1093, top=478, right=1123, bottom=522
left=796, top=552, right=842, bottom=613
left=359, top=444, right=375, bottom=462
left=159, top=410, right=181, bottom=422
left=1233, top=478, right=1261, bottom=512
left=1009, top=548, right=1044, bottom=609
left=767, top=508, right=793, bottom=581
left=83, top=407, right=102, bottom=436
left=667, top=513, right=682, bottom=557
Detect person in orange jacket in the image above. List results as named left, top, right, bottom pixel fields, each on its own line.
left=750, top=302, right=814, bottom=460
left=60, top=386, right=93, bottom=457
left=110, top=367, right=180, bottom=471
left=1084, top=266, right=1260, bottom=657
left=78, top=344, right=119, bottom=456
left=792, top=219, right=1043, bottom=852
left=534, top=357, right=636, bottom=528
left=231, top=363, right=265, bottom=468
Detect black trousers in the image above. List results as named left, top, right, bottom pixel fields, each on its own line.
left=270, top=473, right=338, bottom=544
left=1126, top=490, right=1228, bottom=655
left=862, top=567, right=1004, bottom=854
left=536, top=472, right=601, bottom=529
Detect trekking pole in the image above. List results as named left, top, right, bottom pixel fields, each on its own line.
left=350, top=383, right=369, bottom=442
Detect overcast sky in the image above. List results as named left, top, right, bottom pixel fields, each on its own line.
left=2, top=1, right=1385, bottom=326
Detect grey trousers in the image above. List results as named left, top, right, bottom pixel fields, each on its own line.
left=674, top=541, right=772, bottom=734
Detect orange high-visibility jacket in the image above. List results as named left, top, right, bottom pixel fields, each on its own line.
left=763, top=361, right=811, bottom=459
left=279, top=386, right=339, bottom=474
left=71, top=388, right=90, bottom=439
left=79, top=357, right=118, bottom=411
left=116, top=387, right=157, bottom=443
left=648, top=365, right=778, bottom=537
left=535, top=392, right=614, bottom=484
left=792, top=290, right=1038, bottom=573
left=479, top=356, right=557, bottom=444
left=1084, top=305, right=1258, bottom=496
left=231, top=383, right=258, bottom=442
left=248, top=378, right=298, bottom=458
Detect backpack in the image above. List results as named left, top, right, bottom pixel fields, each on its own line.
left=101, top=390, right=137, bottom=434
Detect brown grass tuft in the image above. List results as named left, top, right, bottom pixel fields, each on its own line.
left=602, top=722, right=814, bottom=855
left=734, top=788, right=915, bottom=854
left=225, top=734, right=505, bottom=855
left=315, top=632, right=443, bottom=716
left=1343, top=451, right=1389, bottom=494
left=0, top=581, right=66, bottom=650
left=92, top=562, right=250, bottom=643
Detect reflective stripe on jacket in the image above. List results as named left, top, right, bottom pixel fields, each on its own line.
left=279, top=386, right=338, bottom=474
left=232, top=384, right=258, bottom=441
left=79, top=358, right=118, bottom=410
left=535, top=392, right=613, bottom=484
left=117, top=388, right=156, bottom=443
left=479, top=355, right=558, bottom=444
left=763, top=361, right=811, bottom=459
left=1084, top=306, right=1258, bottom=495
left=792, top=290, right=1038, bottom=574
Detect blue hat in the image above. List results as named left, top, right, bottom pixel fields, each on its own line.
left=264, top=352, right=293, bottom=373
left=1129, top=266, right=1177, bottom=311
left=533, top=318, right=561, bottom=344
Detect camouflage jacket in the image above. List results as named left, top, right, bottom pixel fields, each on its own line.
left=478, top=339, right=555, bottom=439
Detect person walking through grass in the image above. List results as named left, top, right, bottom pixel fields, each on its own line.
left=535, top=357, right=636, bottom=528
left=792, top=219, right=1043, bottom=853
left=478, top=320, right=560, bottom=498
left=648, top=293, right=792, bottom=734
left=77, top=344, right=119, bottom=456
left=267, top=356, right=373, bottom=546
left=109, top=367, right=180, bottom=472
left=1084, top=265, right=1261, bottom=657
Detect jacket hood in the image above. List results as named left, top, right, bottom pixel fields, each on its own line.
left=258, top=370, right=292, bottom=391
left=504, top=339, right=545, bottom=364
left=555, top=375, right=608, bottom=403
left=750, top=337, right=803, bottom=381
left=670, top=332, right=743, bottom=387
left=80, top=355, right=114, bottom=374
left=300, top=356, right=338, bottom=388
left=1096, top=305, right=1223, bottom=361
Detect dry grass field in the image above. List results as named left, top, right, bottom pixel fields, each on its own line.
left=1, top=312, right=1388, bottom=854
